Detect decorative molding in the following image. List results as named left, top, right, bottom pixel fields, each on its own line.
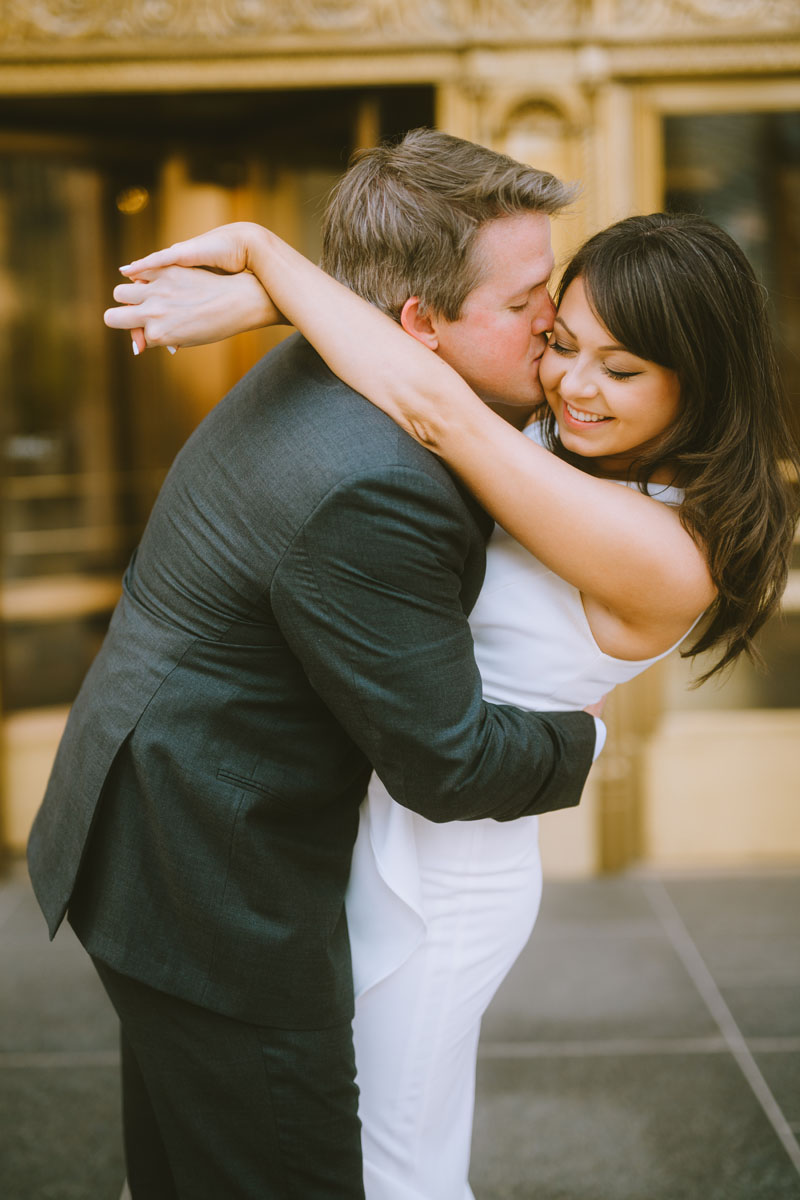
left=4, top=0, right=796, bottom=56
left=498, top=95, right=586, bottom=140
left=0, top=0, right=797, bottom=57
left=608, top=39, right=800, bottom=77
left=0, top=0, right=582, bottom=47
left=471, top=0, right=585, bottom=34
left=614, top=0, right=800, bottom=31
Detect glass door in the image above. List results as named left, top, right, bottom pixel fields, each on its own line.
left=635, top=92, right=800, bottom=868
left=661, top=110, right=800, bottom=708
left=0, top=87, right=434, bottom=852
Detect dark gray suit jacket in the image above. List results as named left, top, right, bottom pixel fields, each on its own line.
left=28, top=335, right=595, bottom=1028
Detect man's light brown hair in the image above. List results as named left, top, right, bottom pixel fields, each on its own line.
left=321, top=127, right=575, bottom=323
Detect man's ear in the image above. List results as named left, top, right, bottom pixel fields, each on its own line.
left=400, top=297, right=440, bottom=350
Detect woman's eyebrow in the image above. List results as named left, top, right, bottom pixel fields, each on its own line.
left=553, top=313, right=626, bottom=353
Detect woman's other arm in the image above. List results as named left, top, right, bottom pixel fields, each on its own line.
left=106, top=264, right=286, bottom=355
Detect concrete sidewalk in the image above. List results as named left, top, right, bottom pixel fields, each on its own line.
left=1, top=856, right=799, bottom=1199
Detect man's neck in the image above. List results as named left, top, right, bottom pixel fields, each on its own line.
left=487, top=402, right=538, bottom=429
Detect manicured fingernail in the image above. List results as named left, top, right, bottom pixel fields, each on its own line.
left=132, top=342, right=139, bottom=356
left=167, top=345, right=177, bottom=355
left=119, top=264, right=132, bottom=273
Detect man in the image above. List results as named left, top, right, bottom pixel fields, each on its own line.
left=28, top=129, right=598, bottom=1199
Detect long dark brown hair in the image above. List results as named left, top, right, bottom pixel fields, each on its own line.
left=540, top=212, right=800, bottom=682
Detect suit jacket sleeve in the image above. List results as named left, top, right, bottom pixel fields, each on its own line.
left=271, top=462, right=595, bottom=822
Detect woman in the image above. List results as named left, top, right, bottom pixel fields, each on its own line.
left=107, top=212, right=799, bottom=1198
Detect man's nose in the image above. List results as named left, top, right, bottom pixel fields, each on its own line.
left=532, top=291, right=556, bottom=335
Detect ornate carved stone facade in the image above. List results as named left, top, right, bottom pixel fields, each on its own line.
left=2, top=0, right=797, bottom=52
left=0, top=0, right=576, bottom=47
left=615, top=0, right=800, bottom=29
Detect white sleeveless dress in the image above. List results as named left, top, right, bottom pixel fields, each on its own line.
left=346, top=424, right=691, bottom=1200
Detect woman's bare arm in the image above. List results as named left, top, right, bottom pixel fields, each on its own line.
left=109, top=222, right=715, bottom=651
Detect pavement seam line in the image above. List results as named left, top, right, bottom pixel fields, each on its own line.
left=480, top=1036, right=728, bottom=1058
left=474, top=1032, right=800, bottom=1060
left=643, top=876, right=800, bottom=1177
left=478, top=1035, right=800, bottom=1058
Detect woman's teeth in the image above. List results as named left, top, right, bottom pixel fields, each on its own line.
left=566, top=403, right=608, bottom=423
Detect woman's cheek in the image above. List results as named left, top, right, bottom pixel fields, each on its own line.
left=539, top=348, right=560, bottom=398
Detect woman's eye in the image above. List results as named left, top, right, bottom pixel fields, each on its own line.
left=548, top=339, right=574, bottom=355
left=604, top=365, right=640, bottom=381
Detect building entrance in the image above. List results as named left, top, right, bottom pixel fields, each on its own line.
left=0, top=87, right=433, bottom=849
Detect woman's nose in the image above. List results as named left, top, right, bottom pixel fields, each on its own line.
left=559, top=359, right=597, bottom=399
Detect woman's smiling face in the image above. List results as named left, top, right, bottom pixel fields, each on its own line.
left=539, top=277, right=682, bottom=478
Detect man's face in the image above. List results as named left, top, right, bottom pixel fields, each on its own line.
left=431, top=212, right=556, bottom=411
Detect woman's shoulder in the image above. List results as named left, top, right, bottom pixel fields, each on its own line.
left=522, top=418, right=548, bottom=448
left=624, top=479, right=684, bottom=509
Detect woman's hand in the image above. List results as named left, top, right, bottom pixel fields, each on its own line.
left=583, top=694, right=608, bottom=720
left=104, top=262, right=285, bottom=353
left=106, top=222, right=285, bottom=353
left=119, top=222, right=265, bottom=278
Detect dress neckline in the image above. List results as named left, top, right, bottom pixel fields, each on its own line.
left=522, top=420, right=684, bottom=507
